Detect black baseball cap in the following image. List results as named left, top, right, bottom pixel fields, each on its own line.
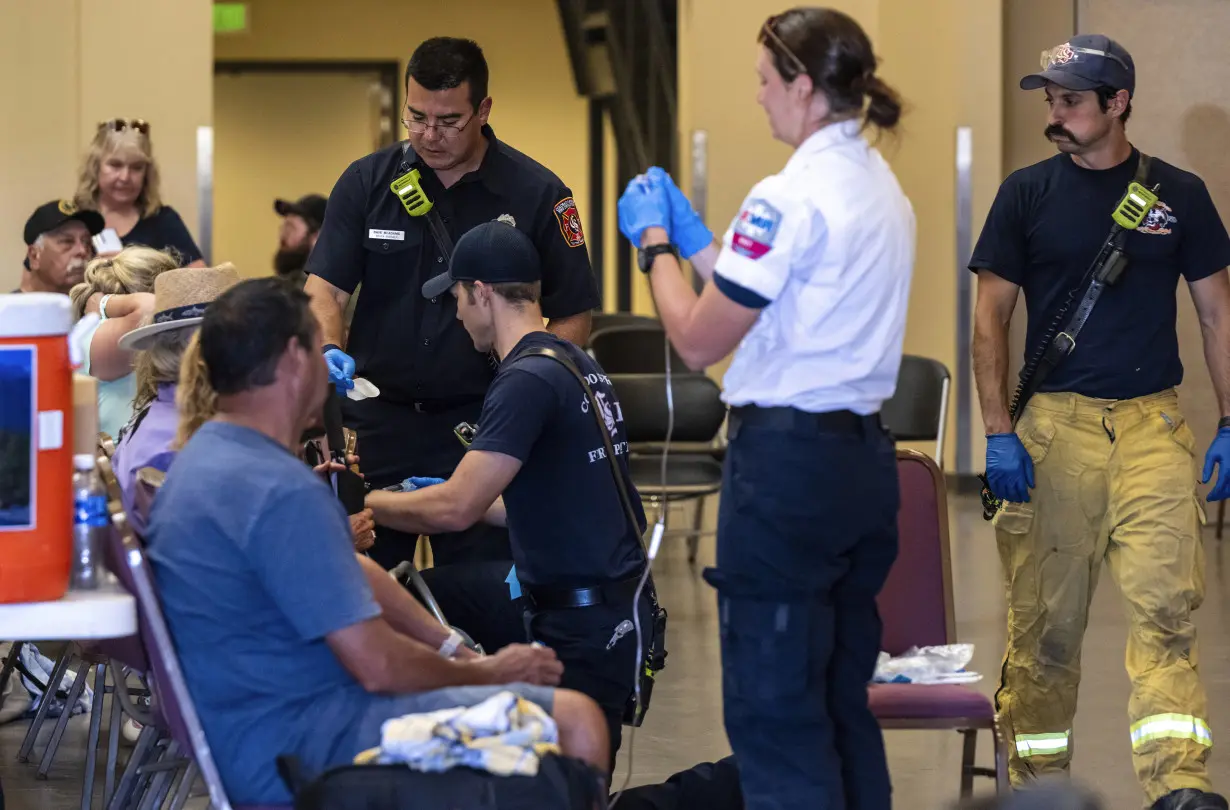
left=23, top=199, right=104, bottom=246
left=421, top=221, right=541, bottom=300
left=1020, top=35, right=1135, bottom=96
left=274, top=194, right=328, bottom=231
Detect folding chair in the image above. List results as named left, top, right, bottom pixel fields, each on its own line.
left=880, top=355, right=951, bottom=468
left=114, top=513, right=287, bottom=810
left=870, top=449, right=1009, bottom=799
left=610, top=373, right=727, bottom=562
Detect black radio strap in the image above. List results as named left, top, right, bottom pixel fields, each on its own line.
left=517, top=346, right=648, bottom=555
left=398, top=142, right=456, bottom=266
left=1009, top=152, right=1154, bottom=426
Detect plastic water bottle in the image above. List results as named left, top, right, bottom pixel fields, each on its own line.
left=71, top=454, right=107, bottom=590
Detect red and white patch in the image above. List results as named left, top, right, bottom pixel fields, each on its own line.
left=554, top=197, right=586, bottom=248
left=730, top=198, right=782, bottom=260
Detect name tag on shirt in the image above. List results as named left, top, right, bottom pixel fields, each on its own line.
left=368, top=228, right=404, bottom=241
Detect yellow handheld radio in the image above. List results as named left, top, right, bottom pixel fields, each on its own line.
left=1112, top=181, right=1160, bottom=231
left=390, top=167, right=455, bottom=264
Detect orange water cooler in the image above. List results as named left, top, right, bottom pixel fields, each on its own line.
left=0, top=292, right=82, bottom=603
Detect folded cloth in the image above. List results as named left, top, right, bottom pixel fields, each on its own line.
left=354, top=690, right=560, bottom=777
left=872, top=644, right=982, bottom=685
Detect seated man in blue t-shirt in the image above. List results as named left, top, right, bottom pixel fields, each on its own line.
left=145, top=277, right=609, bottom=805
left=365, top=222, right=650, bottom=766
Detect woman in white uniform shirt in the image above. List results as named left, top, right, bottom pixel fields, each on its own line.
left=617, top=8, right=915, bottom=810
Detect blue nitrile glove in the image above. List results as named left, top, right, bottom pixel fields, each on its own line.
left=985, top=433, right=1034, bottom=503
left=323, top=346, right=355, bottom=394
left=399, top=476, right=446, bottom=491
left=505, top=565, right=521, bottom=600
left=646, top=166, right=713, bottom=259
left=617, top=175, right=670, bottom=247
left=1202, top=427, right=1230, bottom=502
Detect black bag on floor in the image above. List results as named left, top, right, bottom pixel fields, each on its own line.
left=276, top=753, right=606, bottom=810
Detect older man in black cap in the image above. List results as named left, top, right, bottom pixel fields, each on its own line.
left=971, top=34, right=1230, bottom=810
left=365, top=221, right=654, bottom=768
left=273, top=194, right=328, bottom=287
left=17, top=199, right=103, bottom=294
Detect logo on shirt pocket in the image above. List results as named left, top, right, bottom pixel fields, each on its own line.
left=1137, top=200, right=1176, bottom=235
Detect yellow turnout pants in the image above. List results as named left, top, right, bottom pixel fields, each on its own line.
left=993, top=389, right=1212, bottom=803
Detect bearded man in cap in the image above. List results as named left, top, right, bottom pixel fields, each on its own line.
left=970, top=34, right=1230, bottom=809
left=273, top=194, right=327, bottom=287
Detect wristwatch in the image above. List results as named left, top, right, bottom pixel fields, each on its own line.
left=1219, top=416, right=1230, bottom=431
left=637, top=243, right=678, bottom=274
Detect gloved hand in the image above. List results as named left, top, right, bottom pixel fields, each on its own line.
left=646, top=166, right=713, bottom=259
left=323, top=347, right=355, bottom=394
left=617, top=175, right=670, bottom=247
left=1202, top=427, right=1230, bottom=501
left=985, top=433, right=1034, bottom=503
left=400, top=476, right=446, bottom=491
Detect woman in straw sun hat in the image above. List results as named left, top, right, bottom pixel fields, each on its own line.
left=111, top=263, right=242, bottom=531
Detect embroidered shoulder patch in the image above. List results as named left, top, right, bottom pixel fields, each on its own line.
left=731, top=199, right=782, bottom=259
left=553, top=197, right=586, bottom=248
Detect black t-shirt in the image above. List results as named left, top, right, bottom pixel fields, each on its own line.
left=306, top=126, right=601, bottom=405
left=120, top=206, right=204, bottom=265
left=970, top=148, right=1230, bottom=400
left=468, top=332, right=646, bottom=588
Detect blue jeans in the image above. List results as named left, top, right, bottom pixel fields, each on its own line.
left=704, top=407, right=899, bottom=810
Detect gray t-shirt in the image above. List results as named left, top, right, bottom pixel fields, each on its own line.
left=147, top=421, right=380, bottom=803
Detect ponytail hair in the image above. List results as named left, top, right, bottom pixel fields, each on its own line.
left=759, top=7, right=905, bottom=134
left=174, top=330, right=217, bottom=450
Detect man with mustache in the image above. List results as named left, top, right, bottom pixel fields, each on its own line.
left=273, top=194, right=327, bottom=288
left=17, top=199, right=102, bottom=294
left=970, top=36, right=1230, bottom=810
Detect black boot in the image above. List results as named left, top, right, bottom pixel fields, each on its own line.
left=1153, top=789, right=1230, bottom=810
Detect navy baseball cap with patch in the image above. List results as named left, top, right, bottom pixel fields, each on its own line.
left=1020, top=34, right=1136, bottom=96
left=422, top=221, right=541, bottom=300
left=23, top=199, right=104, bottom=246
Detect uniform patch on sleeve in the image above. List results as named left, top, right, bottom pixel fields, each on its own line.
left=731, top=199, right=781, bottom=260
left=553, top=197, right=586, bottom=248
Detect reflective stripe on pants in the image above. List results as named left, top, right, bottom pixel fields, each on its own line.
left=1131, top=714, right=1212, bottom=750
left=1015, top=730, right=1071, bottom=758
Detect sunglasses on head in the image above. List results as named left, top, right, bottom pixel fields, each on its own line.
left=761, top=14, right=808, bottom=77
left=98, top=118, right=150, bottom=135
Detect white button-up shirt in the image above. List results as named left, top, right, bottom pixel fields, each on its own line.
left=713, top=118, right=916, bottom=415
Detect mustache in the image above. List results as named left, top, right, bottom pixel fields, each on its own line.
left=1045, top=124, right=1078, bottom=142
left=67, top=258, right=86, bottom=272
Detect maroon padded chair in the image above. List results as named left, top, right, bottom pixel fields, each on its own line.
left=113, top=512, right=291, bottom=810
left=870, top=449, right=1009, bottom=798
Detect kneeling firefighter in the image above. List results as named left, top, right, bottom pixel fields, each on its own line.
left=364, top=221, right=665, bottom=770
left=972, top=35, right=1230, bottom=810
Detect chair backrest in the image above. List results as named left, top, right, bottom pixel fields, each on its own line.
left=589, top=312, right=659, bottom=340
left=880, top=354, right=951, bottom=464
left=115, top=521, right=234, bottom=810
left=610, top=373, right=727, bottom=444
left=875, top=449, right=955, bottom=656
left=589, top=324, right=690, bottom=375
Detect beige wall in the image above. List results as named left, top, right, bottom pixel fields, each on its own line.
left=213, top=0, right=590, bottom=286
left=0, top=0, right=212, bottom=292
left=677, top=0, right=1003, bottom=470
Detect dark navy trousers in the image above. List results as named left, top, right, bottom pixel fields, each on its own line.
left=705, top=406, right=899, bottom=810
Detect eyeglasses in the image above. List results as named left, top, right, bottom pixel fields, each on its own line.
left=97, top=118, right=150, bottom=135
left=1040, top=43, right=1131, bottom=72
left=761, top=15, right=808, bottom=77
left=401, top=108, right=475, bottom=140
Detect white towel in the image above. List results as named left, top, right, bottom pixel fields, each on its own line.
left=354, top=690, right=560, bottom=777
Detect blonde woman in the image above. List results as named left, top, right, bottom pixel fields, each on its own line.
left=74, top=119, right=205, bottom=266
left=69, top=246, right=180, bottom=439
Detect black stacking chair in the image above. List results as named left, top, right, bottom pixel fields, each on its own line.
left=880, top=355, right=951, bottom=468
left=590, top=312, right=659, bottom=338
left=611, top=373, right=727, bottom=562
left=589, top=323, right=690, bottom=375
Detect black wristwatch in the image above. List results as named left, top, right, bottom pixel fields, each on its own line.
left=1219, top=416, right=1230, bottom=431
left=638, top=243, right=678, bottom=274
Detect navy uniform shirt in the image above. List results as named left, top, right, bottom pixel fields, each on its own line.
left=468, top=331, right=646, bottom=588
left=306, top=126, right=600, bottom=405
left=970, top=148, right=1230, bottom=400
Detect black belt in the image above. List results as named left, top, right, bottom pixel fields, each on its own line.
left=523, top=574, right=643, bottom=610
left=366, top=393, right=484, bottom=414
left=730, top=405, right=881, bottom=435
